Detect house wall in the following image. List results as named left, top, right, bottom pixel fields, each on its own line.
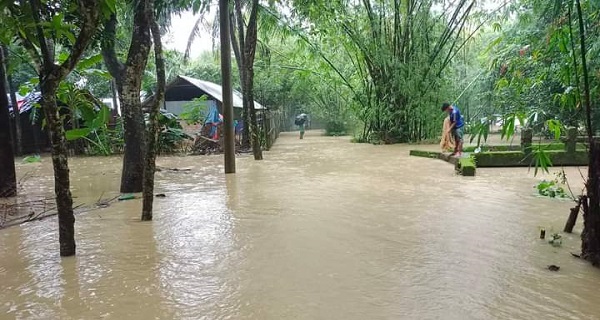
left=165, top=100, right=209, bottom=116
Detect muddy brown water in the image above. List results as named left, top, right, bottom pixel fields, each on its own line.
left=1, top=131, right=599, bottom=320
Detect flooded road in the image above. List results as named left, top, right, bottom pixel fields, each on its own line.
left=1, top=131, right=600, bottom=320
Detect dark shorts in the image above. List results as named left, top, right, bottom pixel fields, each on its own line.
left=452, top=127, right=464, bottom=141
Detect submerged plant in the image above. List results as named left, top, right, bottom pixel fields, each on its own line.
left=549, top=233, right=563, bottom=247
left=535, top=171, right=574, bottom=199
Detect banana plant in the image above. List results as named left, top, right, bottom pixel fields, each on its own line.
left=65, top=103, right=112, bottom=155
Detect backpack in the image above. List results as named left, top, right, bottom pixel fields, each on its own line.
left=295, top=118, right=305, bottom=126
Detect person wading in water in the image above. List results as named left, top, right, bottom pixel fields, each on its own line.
left=295, top=114, right=307, bottom=139
left=441, top=102, right=464, bottom=157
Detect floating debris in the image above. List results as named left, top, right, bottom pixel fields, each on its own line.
left=118, top=194, right=136, bottom=201
left=549, top=233, right=562, bottom=247
left=547, top=265, right=560, bottom=271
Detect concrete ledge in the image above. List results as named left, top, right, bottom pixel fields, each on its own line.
left=409, top=147, right=588, bottom=177
left=439, top=152, right=459, bottom=165
left=409, top=150, right=441, bottom=158
left=463, top=143, right=586, bottom=153
left=473, top=150, right=588, bottom=167
left=455, top=157, right=476, bottom=176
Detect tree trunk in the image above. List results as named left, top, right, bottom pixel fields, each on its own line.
left=119, top=86, right=146, bottom=193
left=220, top=0, right=236, bottom=174
left=101, top=7, right=152, bottom=194
left=23, top=0, right=101, bottom=257
left=244, top=76, right=263, bottom=160
left=0, top=46, right=17, bottom=198
left=230, top=6, right=251, bottom=150
left=2, top=45, right=22, bottom=156
left=575, top=0, right=600, bottom=266
left=8, top=73, right=22, bottom=156
left=582, top=141, right=600, bottom=265
left=240, top=0, right=262, bottom=160
left=40, top=79, right=76, bottom=256
left=142, top=6, right=166, bottom=221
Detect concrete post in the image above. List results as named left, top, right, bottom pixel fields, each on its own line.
left=566, top=127, right=578, bottom=154
left=521, top=128, right=533, bottom=156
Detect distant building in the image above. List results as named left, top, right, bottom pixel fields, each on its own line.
left=143, top=75, right=264, bottom=117
left=7, top=92, right=49, bottom=154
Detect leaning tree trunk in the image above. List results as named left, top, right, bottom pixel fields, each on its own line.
left=0, top=46, right=17, bottom=198
left=40, top=79, right=76, bottom=256
left=142, top=7, right=166, bottom=221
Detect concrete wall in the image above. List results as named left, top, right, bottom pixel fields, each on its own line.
left=165, top=100, right=209, bottom=116
left=165, top=100, right=245, bottom=120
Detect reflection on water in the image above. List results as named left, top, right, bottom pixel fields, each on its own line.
left=1, top=131, right=600, bottom=320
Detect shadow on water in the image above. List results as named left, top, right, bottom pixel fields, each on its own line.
left=1, top=131, right=600, bottom=319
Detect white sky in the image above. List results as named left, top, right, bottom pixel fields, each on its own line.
left=164, top=10, right=215, bottom=58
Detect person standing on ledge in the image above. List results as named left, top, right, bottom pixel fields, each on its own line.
left=440, top=115, right=454, bottom=152
left=441, top=102, right=464, bottom=157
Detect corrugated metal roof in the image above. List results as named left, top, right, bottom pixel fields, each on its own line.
left=178, top=75, right=264, bottom=110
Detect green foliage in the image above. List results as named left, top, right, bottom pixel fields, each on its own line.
left=536, top=180, right=568, bottom=198
left=477, top=0, right=599, bottom=140
left=57, top=77, right=114, bottom=155
left=22, top=155, right=41, bottom=163
left=179, top=97, right=207, bottom=125
left=325, top=121, right=347, bottom=136
left=351, top=136, right=369, bottom=143
left=154, top=112, right=193, bottom=154
left=535, top=171, right=572, bottom=199
left=262, top=0, right=497, bottom=142
left=65, top=105, right=114, bottom=156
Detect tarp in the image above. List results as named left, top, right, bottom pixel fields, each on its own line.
left=204, top=100, right=222, bottom=140
left=6, top=92, right=41, bottom=114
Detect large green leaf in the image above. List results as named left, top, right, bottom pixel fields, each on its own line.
left=65, top=128, right=92, bottom=141
left=91, top=106, right=110, bottom=129
left=77, top=54, right=104, bottom=71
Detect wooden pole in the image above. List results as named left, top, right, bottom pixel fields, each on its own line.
left=220, top=0, right=236, bottom=174
left=564, top=196, right=584, bottom=233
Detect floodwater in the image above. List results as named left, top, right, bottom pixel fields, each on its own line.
left=1, top=131, right=600, bottom=320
